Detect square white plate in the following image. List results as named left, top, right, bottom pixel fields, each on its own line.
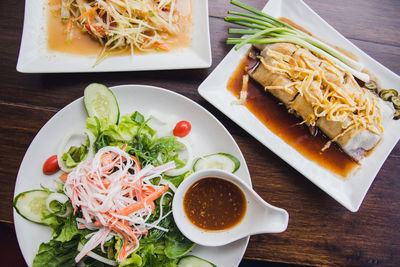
left=198, top=0, right=400, bottom=212
left=16, top=0, right=211, bottom=73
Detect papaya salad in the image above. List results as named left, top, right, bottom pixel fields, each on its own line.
left=14, top=84, right=237, bottom=267
left=51, top=0, right=192, bottom=61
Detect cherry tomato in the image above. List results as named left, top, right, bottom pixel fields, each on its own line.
left=173, top=120, right=191, bottom=137
left=43, top=155, right=60, bottom=175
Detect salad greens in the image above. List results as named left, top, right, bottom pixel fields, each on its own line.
left=86, top=113, right=186, bottom=169
left=62, top=140, right=89, bottom=169
left=27, top=110, right=195, bottom=267
left=33, top=238, right=80, bottom=267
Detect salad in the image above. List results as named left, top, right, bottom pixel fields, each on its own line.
left=14, top=84, right=240, bottom=267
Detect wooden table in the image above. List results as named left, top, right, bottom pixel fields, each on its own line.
left=1, top=0, right=399, bottom=266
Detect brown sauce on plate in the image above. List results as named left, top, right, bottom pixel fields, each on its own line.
left=47, top=0, right=192, bottom=55
left=227, top=51, right=359, bottom=177
left=183, top=178, right=246, bottom=231
left=279, top=17, right=313, bottom=36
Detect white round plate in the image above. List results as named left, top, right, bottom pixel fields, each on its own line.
left=13, top=85, right=251, bottom=266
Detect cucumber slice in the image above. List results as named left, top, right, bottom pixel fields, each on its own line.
left=14, top=190, right=51, bottom=224
left=84, top=83, right=120, bottom=124
left=178, top=256, right=216, bottom=267
left=193, top=153, right=240, bottom=173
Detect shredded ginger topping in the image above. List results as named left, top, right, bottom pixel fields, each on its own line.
left=60, top=0, right=188, bottom=58
left=258, top=46, right=384, bottom=146
left=233, top=74, right=249, bottom=105
left=63, top=146, right=175, bottom=263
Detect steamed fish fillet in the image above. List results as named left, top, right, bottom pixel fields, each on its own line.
left=249, top=43, right=394, bottom=161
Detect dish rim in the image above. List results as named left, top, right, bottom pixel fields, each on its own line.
left=16, top=0, right=212, bottom=73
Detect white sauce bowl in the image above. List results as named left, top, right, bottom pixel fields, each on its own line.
left=172, top=169, right=289, bottom=247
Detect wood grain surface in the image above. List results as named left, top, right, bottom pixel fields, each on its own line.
left=1, top=0, right=399, bottom=266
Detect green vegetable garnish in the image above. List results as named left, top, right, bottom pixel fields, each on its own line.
left=393, top=109, right=400, bottom=120
left=61, top=139, right=89, bottom=168
left=379, top=89, right=398, bottom=101
left=391, top=96, right=400, bottom=109
left=225, top=0, right=369, bottom=82
left=364, top=80, right=378, bottom=91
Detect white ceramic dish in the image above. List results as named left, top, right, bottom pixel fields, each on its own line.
left=173, top=169, right=289, bottom=247
left=16, top=0, right=211, bottom=73
left=13, top=85, right=250, bottom=266
left=198, top=0, right=400, bottom=212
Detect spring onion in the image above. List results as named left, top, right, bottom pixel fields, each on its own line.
left=57, top=129, right=95, bottom=172
left=163, top=137, right=193, bottom=176
left=225, top=0, right=369, bottom=82
left=46, top=193, right=72, bottom=218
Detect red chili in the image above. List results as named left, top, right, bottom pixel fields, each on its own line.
left=85, top=24, right=93, bottom=35
left=173, top=121, right=191, bottom=137
left=43, top=155, right=60, bottom=175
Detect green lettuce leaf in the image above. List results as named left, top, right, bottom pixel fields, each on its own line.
left=32, top=237, right=79, bottom=267
left=61, top=141, right=88, bottom=168
left=87, top=116, right=114, bottom=138
left=87, top=111, right=186, bottom=170
left=164, top=223, right=195, bottom=259
left=83, top=257, right=107, bottom=267
left=88, top=112, right=156, bottom=152
left=87, top=113, right=149, bottom=141
left=163, top=171, right=192, bottom=188
left=118, top=253, right=142, bottom=267
left=55, top=215, right=87, bottom=242
left=125, top=242, right=178, bottom=267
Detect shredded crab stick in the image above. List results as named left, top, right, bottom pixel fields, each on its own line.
left=63, top=146, right=175, bottom=263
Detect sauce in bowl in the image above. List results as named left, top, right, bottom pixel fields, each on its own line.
left=183, top=177, right=246, bottom=231
left=173, top=169, right=289, bottom=247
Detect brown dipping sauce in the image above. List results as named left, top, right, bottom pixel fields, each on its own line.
left=183, top=178, right=246, bottom=231
left=227, top=48, right=359, bottom=177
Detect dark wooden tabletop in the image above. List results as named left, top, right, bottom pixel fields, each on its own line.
left=1, top=0, right=400, bottom=266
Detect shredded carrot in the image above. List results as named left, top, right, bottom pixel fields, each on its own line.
left=117, top=185, right=169, bottom=216
left=154, top=42, right=170, bottom=51
left=63, top=147, right=175, bottom=262
left=66, top=17, right=72, bottom=34
left=129, top=155, right=141, bottom=171
left=74, top=6, right=98, bottom=21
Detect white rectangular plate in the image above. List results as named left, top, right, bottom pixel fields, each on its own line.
left=16, top=0, right=211, bottom=73
left=198, top=0, right=400, bottom=212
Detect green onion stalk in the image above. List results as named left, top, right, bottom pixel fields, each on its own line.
left=225, top=0, right=369, bottom=82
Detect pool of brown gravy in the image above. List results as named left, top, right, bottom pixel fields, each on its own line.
left=227, top=51, right=359, bottom=177
left=47, top=0, right=192, bottom=55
